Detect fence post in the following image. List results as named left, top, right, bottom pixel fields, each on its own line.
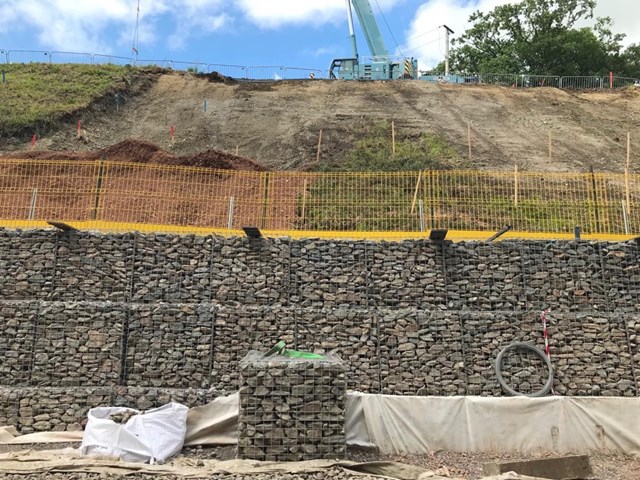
left=418, top=200, right=426, bottom=232
left=428, top=170, right=436, bottom=229
left=627, top=132, right=632, bottom=215
left=29, top=188, right=38, bottom=220
left=589, top=166, right=601, bottom=234
left=260, top=172, right=270, bottom=229
left=228, top=196, right=235, bottom=230
left=91, top=160, right=106, bottom=221
left=514, top=165, right=519, bottom=207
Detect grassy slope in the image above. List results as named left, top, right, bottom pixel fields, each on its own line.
left=0, top=64, right=152, bottom=135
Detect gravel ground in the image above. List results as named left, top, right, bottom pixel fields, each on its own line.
left=0, top=444, right=638, bottom=479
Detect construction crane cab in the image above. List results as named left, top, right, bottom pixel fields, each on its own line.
left=330, top=0, right=417, bottom=80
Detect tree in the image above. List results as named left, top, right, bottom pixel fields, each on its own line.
left=449, top=0, right=633, bottom=76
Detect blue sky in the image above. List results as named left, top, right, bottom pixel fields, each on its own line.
left=0, top=1, right=636, bottom=72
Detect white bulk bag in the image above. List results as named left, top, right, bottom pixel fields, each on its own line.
left=81, top=402, right=189, bottom=464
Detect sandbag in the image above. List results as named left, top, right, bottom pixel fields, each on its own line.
left=81, top=402, right=188, bottom=464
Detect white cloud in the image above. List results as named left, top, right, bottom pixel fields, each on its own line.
left=406, top=0, right=640, bottom=71
left=0, top=0, right=230, bottom=53
left=593, top=0, right=640, bottom=46
left=236, top=0, right=404, bottom=29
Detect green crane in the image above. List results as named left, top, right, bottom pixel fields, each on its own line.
left=330, top=0, right=417, bottom=80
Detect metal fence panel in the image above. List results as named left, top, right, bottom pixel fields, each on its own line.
left=0, top=162, right=639, bottom=236
left=7, top=50, right=50, bottom=64
left=519, top=75, right=560, bottom=88
left=93, top=54, right=134, bottom=66
left=207, top=64, right=247, bottom=79
left=169, top=61, right=207, bottom=73
left=559, top=76, right=603, bottom=89
left=134, top=59, right=170, bottom=68
left=479, top=73, right=518, bottom=87
left=50, top=51, right=92, bottom=64
left=246, top=66, right=285, bottom=80
left=0, top=49, right=7, bottom=64
left=283, top=67, right=324, bottom=80
left=611, top=76, right=639, bottom=89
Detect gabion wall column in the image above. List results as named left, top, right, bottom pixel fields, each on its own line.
left=238, top=352, right=346, bottom=461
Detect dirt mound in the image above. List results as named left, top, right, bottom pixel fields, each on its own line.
left=0, top=139, right=266, bottom=171
left=180, top=149, right=266, bottom=171
left=99, top=139, right=172, bottom=163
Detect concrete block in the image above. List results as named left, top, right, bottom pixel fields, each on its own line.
left=483, top=455, right=592, bottom=479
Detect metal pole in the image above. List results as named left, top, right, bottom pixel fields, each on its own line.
left=442, top=25, right=454, bottom=77
left=29, top=188, right=38, bottom=220
left=622, top=200, right=630, bottom=235
left=418, top=200, right=425, bottom=232
left=228, top=196, right=235, bottom=230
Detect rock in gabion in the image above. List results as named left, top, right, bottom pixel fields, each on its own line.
left=2, top=229, right=640, bottom=434
left=212, top=306, right=297, bottom=391
left=379, top=309, right=466, bottom=396
left=126, top=304, right=215, bottom=388
left=17, top=387, right=112, bottom=433
left=211, top=236, right=289, bottom=306
left=238, top=352, right=346, bottom=462
left=0, top=301, right=38, bottom=386
left=0, top=230, right=56, bottom=300
left=53, top=233, right=134, bottom=302
left=294, top=307, right=379, bottom=393
left=289, top=239, right=368, bottom=308
left=131, top=234, right=213, bottom=304
left=31, top=302, right=124, bottom=387
left=111, top=386, right=219, bottom=411
left=368, top=240, right=447, bottom=308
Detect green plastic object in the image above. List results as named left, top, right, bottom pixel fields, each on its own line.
left=264, top=341, right=324, bottom=360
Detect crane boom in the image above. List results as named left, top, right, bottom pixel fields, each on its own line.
left=350, top=0, right=388, bottom=59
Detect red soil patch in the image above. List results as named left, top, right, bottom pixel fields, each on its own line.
left=0, top=139, right=266, bottom=172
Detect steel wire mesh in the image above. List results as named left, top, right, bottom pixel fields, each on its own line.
left=0, top=161, right=639, bottom=238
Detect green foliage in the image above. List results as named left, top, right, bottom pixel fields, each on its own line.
left=302, top=123, right=461, bottom=231
left=317, top=121, right=459, bottom=172
left=0, top=64, right=149, bottom=134
left=450, top=0, right=638, bottom=77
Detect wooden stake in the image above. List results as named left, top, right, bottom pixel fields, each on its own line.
left=301, top=179, right=308, bottom=223
left=316, top=129, right=323, bottom=164
left=468, top=124, right=472, bottom=161
left=627, top=132, right=631, bottom=170
left=392, top=121, right=396, bottom=158
left=235, top=145, right=239, bottom=156
left=411, top=171, right=423, bottom=214
left=514, top=164, right=519, bottom=206
left=548, top=130, right=552, bottom=162
left=626, top=132, right=632, bottom=214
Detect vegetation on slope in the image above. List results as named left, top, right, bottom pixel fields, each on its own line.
left=301, top=121, right=463, bottom=231
left=316, top=120, right=461, bottom=172
left=0, top=64, right=157, bottom=137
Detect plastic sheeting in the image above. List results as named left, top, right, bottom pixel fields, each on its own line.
left=3, top=393, right=640, bottom=456
left=0, top=449, right=455, bottom=479
left=349, top=393, right=640, bottom=456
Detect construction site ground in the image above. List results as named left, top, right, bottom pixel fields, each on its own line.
left=0, top=443, right=638, bottom=480
left=2, top=72, right=639, bottom=172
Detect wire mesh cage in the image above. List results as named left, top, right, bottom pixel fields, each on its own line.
left=238, top=351, right=346, bottom=462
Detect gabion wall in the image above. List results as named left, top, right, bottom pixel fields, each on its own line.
left=0, top=229, right=639, bottom=431
left=238, top=352, right=346, bottom=461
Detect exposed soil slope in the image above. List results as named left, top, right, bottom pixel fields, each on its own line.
left=2, top=72, right=640, bottom=172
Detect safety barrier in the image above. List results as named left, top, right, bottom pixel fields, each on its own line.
left=1, top=48, right=637, bottom=86
left=0, top=160, right=638, bottom=239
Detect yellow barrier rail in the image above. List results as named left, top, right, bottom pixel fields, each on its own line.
left=0, top=160, right=638, bottom=241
